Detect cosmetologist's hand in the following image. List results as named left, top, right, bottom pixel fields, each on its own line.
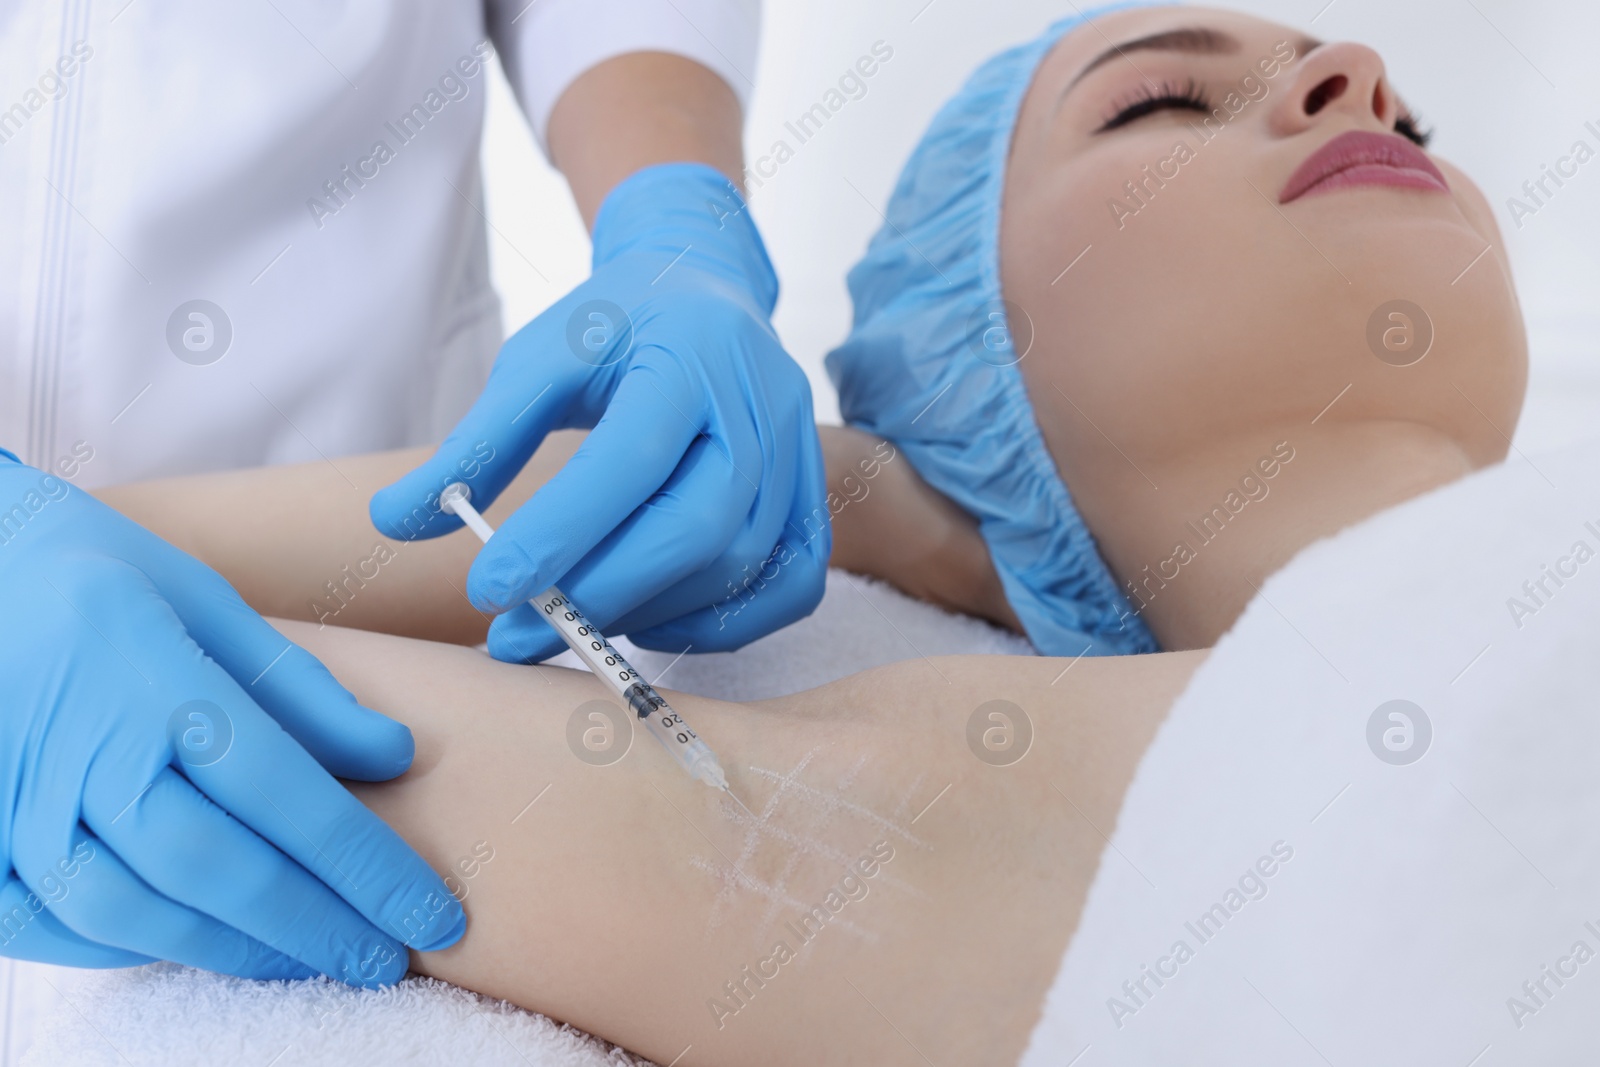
left=0, top=453, right=463, bottom=986
left=371, top=163, right=829, bottom=663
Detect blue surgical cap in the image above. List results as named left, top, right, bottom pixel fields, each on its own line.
left=825, top=1, right=1169, bottom=657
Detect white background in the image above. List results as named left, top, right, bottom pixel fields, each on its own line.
left=480, top=0, right=1600, bottom=448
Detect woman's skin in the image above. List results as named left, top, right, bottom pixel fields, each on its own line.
left=99, top=425, right=1011, bottom=647
left=293, top=620, right=1200, bottom=1067
left=91, top=7, right=1531, bottom=1064
left=549, top=51, right=747, bottom=227
left=1004, top=6, right=1525, bottom=650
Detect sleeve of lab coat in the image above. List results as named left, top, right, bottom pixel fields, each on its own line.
left=484, top=0, right=761, bottom=156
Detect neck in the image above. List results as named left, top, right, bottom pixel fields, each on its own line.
left=1091, top=419, right=1480, bottom=651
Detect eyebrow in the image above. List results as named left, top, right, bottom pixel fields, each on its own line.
left=1062, top=25, right=1324, bottom=94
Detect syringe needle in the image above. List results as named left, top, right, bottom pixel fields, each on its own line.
left=723, top=785, right=755, bottom=818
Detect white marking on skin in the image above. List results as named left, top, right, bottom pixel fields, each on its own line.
left=753, top=848, right=807, bottom=940
left=753, top=750, right=873, bottom=940
left=722, top=808, right=921, bottom=897
left=891, top=769, right=930, bottom=823
left=703, top=749, right=819, bottom=928
left=688, top=855, right=877, bottom=943
left=837, top=750, right=869, bottom=793
left=748, top=748, right=889, bottom=947
left=694, top=747, right=931, bottom=944
left=745, top=763, right=928, bottom=848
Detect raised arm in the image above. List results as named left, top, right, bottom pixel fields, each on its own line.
left=95, top=428, right=1016, bottom=645
left=96, top=435, right=583, bottom=646
left=276, top=615, right=1202, bottom=1066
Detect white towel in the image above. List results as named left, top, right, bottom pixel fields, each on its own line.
left=23, top=965, right=651, bottom=1067
left=15, top=573, right=1031, bottom=1066
left=554, top=568, right=1035, bottom=701
left=1022, top=437, right=1600, bottom=1065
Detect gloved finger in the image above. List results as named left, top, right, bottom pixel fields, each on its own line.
left=148, top=554, right=415, bottom=783
left=369, top=335, right=578, bottom=543
left=627, top=535, right=827, bottom=653
left=598, top=391, right=818, bottom=643
left=631, top=429, right=831, bottom=653
left=0, top=872, right=153, bottom=969
left=599, top=443, right=805, bottom=641
left=172, top=661, right=465, bottom=955
left=24, top=829, right=318, bottom=984
left=33, top=556, right=463, bottom=956
left=483, top=603, right=565, bottom=665
left=494, top=381, right=823, bottom=659
left=468, top=346, right=709, bottom=613
left=88, top=765, right=408, bottom=986
left=484, top=434, right=756, bottom=664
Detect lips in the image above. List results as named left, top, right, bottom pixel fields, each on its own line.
left=1279, top=130, right=1450, bottom=204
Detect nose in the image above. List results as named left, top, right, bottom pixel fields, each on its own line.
left=1270, top=41, right=1401, bottom=137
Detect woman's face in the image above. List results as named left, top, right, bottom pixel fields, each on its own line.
left=1002, top=5, right=1527, bottom=487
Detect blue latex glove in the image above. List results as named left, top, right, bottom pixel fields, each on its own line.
left=0, top=452, right=464, bottom=985
left=371, top=163, right=829, bottom=663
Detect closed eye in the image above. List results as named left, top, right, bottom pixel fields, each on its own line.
left=1097, top=81, right=1436, bottom=149
left=1394, top=111, right=1432, bottom=148
left=1097, top=79, right=1211, bottom=133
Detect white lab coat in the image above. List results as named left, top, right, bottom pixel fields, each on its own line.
left=0, top=0, right=758, bottom=488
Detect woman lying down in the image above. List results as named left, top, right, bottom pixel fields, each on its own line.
left=89, top=2, right=1530, bottom=1063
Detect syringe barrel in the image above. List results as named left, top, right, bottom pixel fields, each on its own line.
left=531, top=588, right=719, bottom=783
left=438, top=486, right=731, bottom=793
left=530, top=587, right=638, bottom=690
left=623, top=680, right=725, bottom=785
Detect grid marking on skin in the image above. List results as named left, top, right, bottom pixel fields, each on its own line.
left=773, top=751, right=877, bottom=957
left=755, top=844, right=804, bottom=939
left=700, top=748, right=819, bottom=929
left=693, top=748, right=930, bottom=944
left=687, top=856, right=876, bottom=942
left=744, top=764, right=929, bottom=849
left=891, top=769, right=929, bottom=826
left=748, top=749, right=921, bottom=939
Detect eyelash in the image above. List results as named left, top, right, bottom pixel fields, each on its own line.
left=1394, top=111, right=1433, bottom=148
left=1097, top=79, right=1436, bottom=149
left=1098, top=79, right=1209, bottom=131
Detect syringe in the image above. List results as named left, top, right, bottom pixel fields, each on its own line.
left=439, top=482, right=751, bottom=814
